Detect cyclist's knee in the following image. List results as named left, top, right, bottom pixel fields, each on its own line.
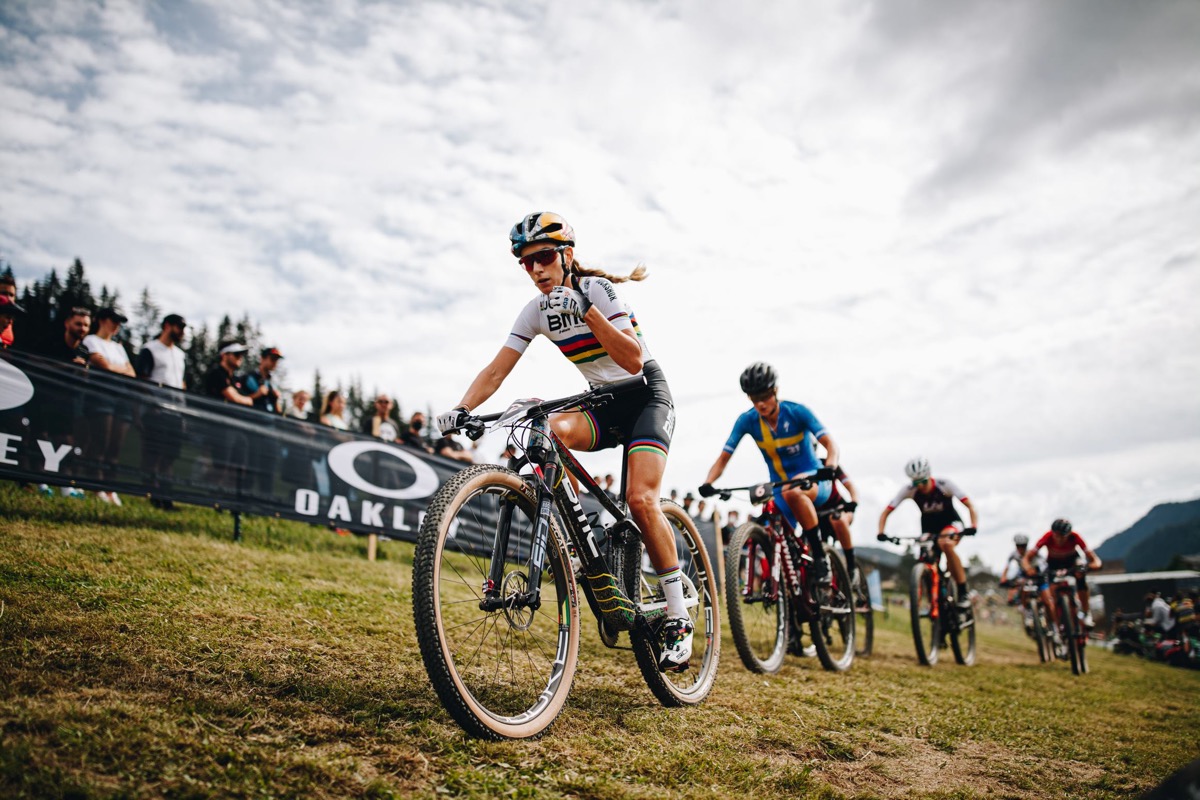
left=626, top=489, right=659, bottom=520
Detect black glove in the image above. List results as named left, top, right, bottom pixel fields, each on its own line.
left=842, top=501, right=857, bottom=514
left=877, top=532, right=889, bottom=542
left=698, top=483, right=716, bottom=498
left=962, top=527, right=977, bottom=536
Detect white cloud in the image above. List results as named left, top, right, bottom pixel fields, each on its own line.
left=1, top=0, right=1198, bottom=571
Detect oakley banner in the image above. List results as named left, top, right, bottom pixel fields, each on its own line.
left=0, top=349, right=587, bottom=543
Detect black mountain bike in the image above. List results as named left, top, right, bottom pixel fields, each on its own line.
left=878, top=529, right=977, bottom=666
left=1046, top=566, right=1089, bottom=675
left=412, top=377, right=720, bottom=739
left=712, top=470, right=855, bottom=673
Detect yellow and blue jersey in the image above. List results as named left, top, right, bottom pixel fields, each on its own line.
left=723, top=401, right=826, bottom=482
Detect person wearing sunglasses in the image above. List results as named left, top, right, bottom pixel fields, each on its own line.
left=435, top=212, right=692, bottom=673
left=697, top=362, right=845, bottom=585
left=878, top=456, right=979, bottom=610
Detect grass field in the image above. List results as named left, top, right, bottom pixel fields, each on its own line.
left=2, top=485, right=1198, bottom=799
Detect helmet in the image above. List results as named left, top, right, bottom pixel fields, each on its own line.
left=739, top=362, right=777, bottom=395
left=904, top=456, right=931, bottom=482
left=1051, top=518, right=1072, bottom=535
left=509, top=212, right=575, bottom=256
left=1013, top=533, right=1029, bottom=547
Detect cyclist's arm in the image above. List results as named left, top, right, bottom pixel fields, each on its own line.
left=457, top=346, right=522, bottom=412
left=816, top=432, right=839, bottom=470
left=702, top=450, right=732, bottom=486
left=1021, top=547, right=1041, bottom=575
left=877, top=505, right=893, bottom=534
left=584, top=312, right=642, bottom=375
left=1081, top=543, right=1102, bottom=571
left=840, top=474, right=858, bottom=503
left=959, top=496, right=979, bottom=529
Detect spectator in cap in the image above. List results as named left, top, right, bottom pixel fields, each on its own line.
left=0, top=275, right=21, bottom=349
left=204, top=340, right=253, bottom=407
left=135, top=313, right=188, bottom=509
left=400, top=411, right=433, bottom=453
left=82, top=308, right=135, bottom=505
left=682, top=492, right=696, bottom=517
left=0, top=292, right=24, bottom=350
left=242, top=346, right=283, bottom=415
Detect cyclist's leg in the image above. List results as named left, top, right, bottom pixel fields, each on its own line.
left=936, top=523, right=967, bottom=585
left=830, top=514, right=855, bottom=576
left=548, top=411, right=596, bottom=490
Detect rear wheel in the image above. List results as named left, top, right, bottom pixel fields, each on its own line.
left=630, top=501, right=720, bottom=705
left=1032, top=603, right=1052, bottom=663
left=724, top=522, right=788, bottom=674
left=910, top=562, right=939, bottom=666
left=412, top=466, right=580, bottom=740
left=852, top=564, right=874, bottom=657
left=811, top=545, right=855, bottom=672
left=947, top=582, right=976, bottom=667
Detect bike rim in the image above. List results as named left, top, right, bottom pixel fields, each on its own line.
left=728, top=527, right=787, bottom=671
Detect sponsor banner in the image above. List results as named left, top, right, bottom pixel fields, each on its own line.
left=0, top=349, right=552, bottom=542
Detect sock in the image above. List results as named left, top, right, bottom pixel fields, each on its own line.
left=844, top=547, right=856, bottom=576
left=657, top=566, right=687, bottom=619
left=802, top=527, right=825, bottom=577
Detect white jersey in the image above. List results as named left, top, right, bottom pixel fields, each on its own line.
left=1002, top=549, right=1045, bottom=582
left=140, top=339, right=186, bottom=389
left=82, top=334, right=130, bottom=370
left=504, top=276, right=652, bottom=387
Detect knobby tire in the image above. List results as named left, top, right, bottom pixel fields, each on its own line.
left=724, top=522, right=788, bottom=674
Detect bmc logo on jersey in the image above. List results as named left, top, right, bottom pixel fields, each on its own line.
left=546, top=313, right=584, bottom=333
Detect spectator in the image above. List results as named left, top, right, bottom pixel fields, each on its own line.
left=435, top=432, right=474, bottom=463
left=1145, top=592, right=1176, bottom=637
left=496, top=442, right=518, bottom=465
left=82, top=307, right=135, bottom=504
left=669, top=488, right=679, bottom=504
left=602, top=473, right=618, bottom=501
left=362, top=394, right=400, bottom=441
left=203, top=341, right=253, bottom=407
left=285, top=389, right=312, bottom=421
left=319, top=390, right=348, bottom=430
left=400, top=411, right=434, bottom=453
left=134, top=313, right=187, bottom=388
left=242, top=347, right=284, bottom=414
left=134, top=313, right=187, bottom=509
left=0, top=278, right=21, bottom=349
left=721, top=509, right=740, bottom=547
left=53, top=307, right=91, bottom=366
left=682, top=492, right=695, bottom=517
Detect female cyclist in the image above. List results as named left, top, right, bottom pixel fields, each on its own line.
left=435, top=212, right=692, bottom=672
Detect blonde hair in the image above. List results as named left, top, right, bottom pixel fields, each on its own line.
left=570, top=257, right=648, bottom=284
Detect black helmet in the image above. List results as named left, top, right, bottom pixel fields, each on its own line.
left=739, top=362, right=777, bottom=395
left=1051, top=518, right=1072, bottom=535
left=509, top=212, right=575, bottom=256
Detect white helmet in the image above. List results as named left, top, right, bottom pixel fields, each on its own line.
left=1014, top=533, right=1029, bottom=547
left=904, top=456, right=931, bottom=482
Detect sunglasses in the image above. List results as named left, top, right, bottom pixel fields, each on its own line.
left=748, top=390, right=775, bottom=404
left=911, top=478, right=930, bottom=487
left=518, top=246, right=566, bottom=271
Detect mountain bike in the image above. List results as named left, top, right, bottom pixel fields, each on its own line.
left=819, top=500, right=873, bottom=658
left=1046, top=566, right=1089, bottom=675
left=712, top=470, right=855, bottom=673
left=1021, top=579, right=1054, bottom=663
left=412, top=376, right=720, bottom=739
left=878, top=528, right=977, bottom=666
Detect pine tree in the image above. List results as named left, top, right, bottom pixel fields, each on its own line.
left=184, top=323, right=214, bottom=391
left=130, top=287, right=162, bottom=351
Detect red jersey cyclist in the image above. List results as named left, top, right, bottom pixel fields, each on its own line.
left=435, top=212, right=693, bottom=673
left=1021, top=518, right=1102, bottom=629
left=697, top=362, right=845, bottom=583
left=878, top=457, right=979, bottom=611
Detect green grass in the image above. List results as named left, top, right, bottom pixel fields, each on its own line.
left=2, top=483, right=1198, bottom=798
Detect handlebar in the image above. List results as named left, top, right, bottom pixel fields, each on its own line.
left=710, top=467, right=837, bottom=505
left=877, top=527, right=977, bottom=545
left=453, top=375, right=650, bottom=440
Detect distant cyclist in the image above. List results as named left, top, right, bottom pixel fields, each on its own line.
left=878, top=457, right=979, bottom=611
left=1000, top=534, right=1043, bottom=632
left=698, top=362, right=843, bottom=583
left=1022, top=518, right=1102, bottom=629
left=434, top=212, right=693, bottom=673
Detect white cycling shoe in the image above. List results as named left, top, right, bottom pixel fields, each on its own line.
left=1079, top=612, right=1095, bottom=628
left=658, top=617, right=694, bottom=673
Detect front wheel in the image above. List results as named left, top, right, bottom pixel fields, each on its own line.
left=910, top=562, right=939, bottom=666
left=412, top=465, right=580, bottom=740
left=947, top=582, right=976, bottom=667
left=1058, top=594, right=1086, bottom=675
left=630, top=501, right=720, bottom=706
left=1032, top=603, right=1052, bottom=663
left=811, top=545, right=855, bottom=671
left=724, top=521, right=788, bottom=674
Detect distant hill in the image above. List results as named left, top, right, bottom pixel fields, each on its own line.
left=1095, top=498, right=1200, bottom=569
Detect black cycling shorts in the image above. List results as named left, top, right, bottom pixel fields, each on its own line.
left=577, top=360, right=674, bottom=458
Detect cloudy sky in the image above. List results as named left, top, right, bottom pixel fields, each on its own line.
left=2, top=0, right=1199, bottom=568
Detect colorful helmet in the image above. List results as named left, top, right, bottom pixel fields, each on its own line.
left=509, top=212, right=575, bottom=256
left=1051, top=518, right=1072, bottom=535
left=739, top=362, right=777, bottom=395
left=904, top=456, right=931, bottom=481
left=1013, top=533, right=1029, bottom=547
